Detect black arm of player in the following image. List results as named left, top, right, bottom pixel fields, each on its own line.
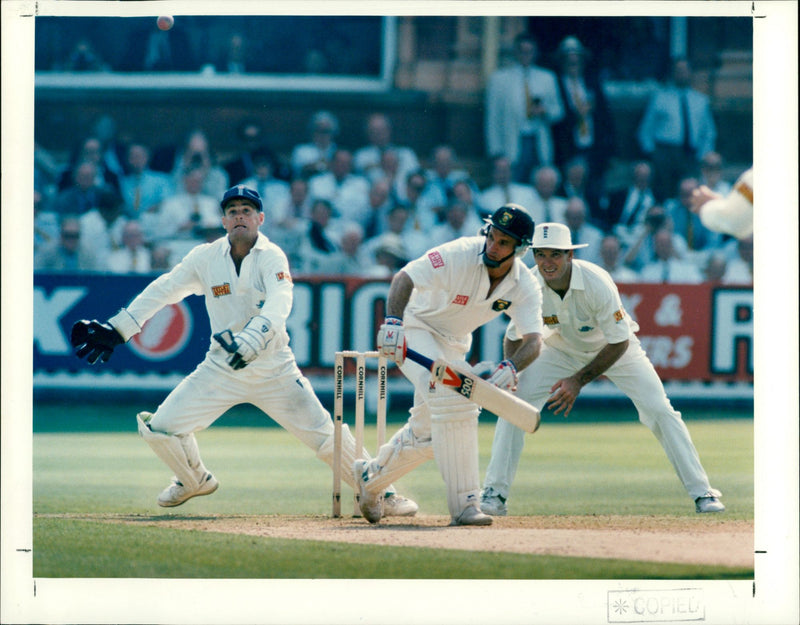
left=70, top=319, right=125, bottom=364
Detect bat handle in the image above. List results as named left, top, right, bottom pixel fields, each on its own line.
left=404, top=347, right=433, bottom=370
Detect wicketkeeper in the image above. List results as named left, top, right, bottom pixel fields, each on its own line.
left=70, top=185, right=417, bottom=515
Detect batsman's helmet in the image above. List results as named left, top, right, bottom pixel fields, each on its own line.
left=220, top=185, right=263, bottom=212
left=481, top=204, right=535, bottom=247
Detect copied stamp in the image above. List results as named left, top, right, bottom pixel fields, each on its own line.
left=608, top=588, right=705, bottom=623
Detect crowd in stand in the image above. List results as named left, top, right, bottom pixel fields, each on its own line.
left=33, top=35, right=752, bottom=285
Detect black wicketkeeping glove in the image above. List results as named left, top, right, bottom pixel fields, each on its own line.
left=70, top=319, right=124, bottom=364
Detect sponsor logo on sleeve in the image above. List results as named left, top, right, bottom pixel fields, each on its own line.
left=492, top=299, right=511, bottom=311
left=276, top=271, right=292, bottom=282
left=453, top=294, right=469, bottom=305
left=428, top=251, right=445, bottom=268
left=614, top=309, right=625, bottom=322
left=211, top=283, right=231, bottom=298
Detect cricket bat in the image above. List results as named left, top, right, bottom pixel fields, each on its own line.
left=405, top=348, right=541, bottom=433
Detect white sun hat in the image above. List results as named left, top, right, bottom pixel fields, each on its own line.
left=531, top=222, right=589, bottom=249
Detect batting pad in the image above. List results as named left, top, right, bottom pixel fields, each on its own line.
left=364, top=421, right=435, bottom=493
left=317, top=423, right=372, bottom=489
left=137, top=413, right=203, bottom=491
left=429, top=398, right=481, bottom=518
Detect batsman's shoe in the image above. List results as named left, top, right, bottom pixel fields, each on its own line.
left=158, top=472, right=219, bottom=507
left=695, top=489, right=725, bottom=513
left=383, top=493, right=419, bottom=517
left=480, top=488, right=507, bottom=516
left=353, top=459, right=384, bottom=524
left=450, top=505, right=493, bottom=527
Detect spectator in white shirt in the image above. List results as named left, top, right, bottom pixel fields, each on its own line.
left=598, top=234, right=640, bottom=284
left=529, top=165, right=568, bottom=225
left=308, top=149, right=370, bottom=229
left=353, top=112, right=420, bottom=186
left=639, top=227, right=703, bottom=284
left=563, top=197, right=604, bottom=264
left=478, top=155, right=538, bottom=216
left=106, top=220, right=152, bottom=274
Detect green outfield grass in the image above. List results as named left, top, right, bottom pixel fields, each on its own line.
left=30, top=403, right=753, bottom=579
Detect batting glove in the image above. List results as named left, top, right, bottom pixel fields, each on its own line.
left=70, top=319, right=124, bottom=364
left=376, top=316, right=406, bottom=366
left=487, top=359, right=518, bottom=391
left=214, top=315, right=274, bottom=370
left=471, top=361, right=496, bottom=379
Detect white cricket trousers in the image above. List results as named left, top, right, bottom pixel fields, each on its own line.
left=483, top=337, right=715, bottom=502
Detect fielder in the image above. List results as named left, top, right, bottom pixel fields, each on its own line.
left=690, top=166, right=753, bottom=240
left=70, top=185, right=417, bottom=516
left=354, top=204, right=544, bottom=525
left=481, top=222, right=725, bottom=516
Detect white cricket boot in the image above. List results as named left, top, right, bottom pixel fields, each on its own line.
left=353, top=459, right=384, bottom=524
left=383, top=492, right=419, bottom=517
left=158, top=472, right=219, bottom=507
left=450, top=505, right=493, bottom=526
left=480, top=488, right=508, bottom=516
left=695, top=489, right=725, bottom=513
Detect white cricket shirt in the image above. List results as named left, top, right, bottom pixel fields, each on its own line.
left=110, top=233, right=294, bottom=367
left=508, top=259, right=637, bottom=354
left=402, top=236, right=543, bottom=352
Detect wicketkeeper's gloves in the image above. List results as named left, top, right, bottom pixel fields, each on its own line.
left=70, top=319, right=125, bottom=364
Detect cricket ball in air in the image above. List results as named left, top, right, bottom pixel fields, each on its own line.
left=157, top=16, right=174, bottom=31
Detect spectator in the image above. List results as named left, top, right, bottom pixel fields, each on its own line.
left=290, top=110, right=339, bottom=179
left=528, top=165, right=568, bottom=225
left=150, top=245, right=174, bottom=272
left=34, top=188, right=60, bottom=256
left=353, top=112, right=420, bottom=185
left=170, top=129, right=229, bottom=199
left=698, top=151, right=732, bottom=196
left=637, top=57, right=717, bottom=202
left=429, top=200, right=484, bottom=247
left=552, top=36, right=615, bottom=185
left=478, top=155, right=538, bottom=217
left=296, top=198, right=342, bottom=274
left=598, top=234, right=640, bottom=283
left=270, top=178, right=311, bottom=270
left=721, top=236, right=753, bottom=285
left=703, top=252, right=729, bottom=283
left=362, top=177, right=397, bottom=240
left=120, top=142, right=174, bottom=225
left=332, top=222, right=369, bottom=276
left=238, top=148, right=292, bottom=230
left=563, top=197, right=604, bottom=264
left=307, top=149, right=370, bottom=229
left=663, top=176, right=723, bottom=254
left=79, top=185, right=128, bottom=266
left=485, top=32, right=564, bottom=183
left=64, top=38, right=109, bottom=72
left=35, top=215, right=101, bottom=272
left=452, top=178, right=488, bottom=223
left=364, top=233, right=411, bottom=279
left=156, top=167, right=221, bottom=256
left=623, top=204, right=689, bottom=271
left=34, top=142, right=62, bottom=201
left=559, top=155, right=602, bottom=221
left=223, top=120, right=284, bottom=186
left=52, top=161, right=102, bottom=216
left=423, top=144, right=477, bottom=211
left=639, top=227, right=703, bottom=284
left=106, top=221, right=152, bottom=274
left=215, top=32, right=250, bottom=74
left=366, top=148, right=407, bottom=205
left=57, top=136, right=121, bottom=193
left=363, top=204, right=428, bottom=263
left=91, top=115, right=129, bottom=181
left=604, top=160, right=657, bottom=239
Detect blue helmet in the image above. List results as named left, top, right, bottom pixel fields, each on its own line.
left=220, top=185, right=262, bottom=212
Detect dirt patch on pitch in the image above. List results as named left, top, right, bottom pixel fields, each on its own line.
left=105, top=513, right=753, bottom=568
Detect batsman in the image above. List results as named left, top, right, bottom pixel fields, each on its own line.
left=70, top=185, right=417, bottom=516
left=354, top=204, right=544, bottom=525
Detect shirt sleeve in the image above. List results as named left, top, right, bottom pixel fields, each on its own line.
left=591, top=277, right=633, bottom=344
left=109, top=249, right=204, bottom=340
left=256, top=248, right=294, bottom=328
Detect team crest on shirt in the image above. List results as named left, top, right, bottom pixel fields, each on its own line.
left=614, top=309, right=625, bottom=322
left=211, top=283, right=231, bottom=298
left=543, top=314, right=559, bottom=325
left=453, top=294, right=469, bottom=305
left=428, top=251, right=445, bottom=268
left=492, top=299, right=511, bottom=311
